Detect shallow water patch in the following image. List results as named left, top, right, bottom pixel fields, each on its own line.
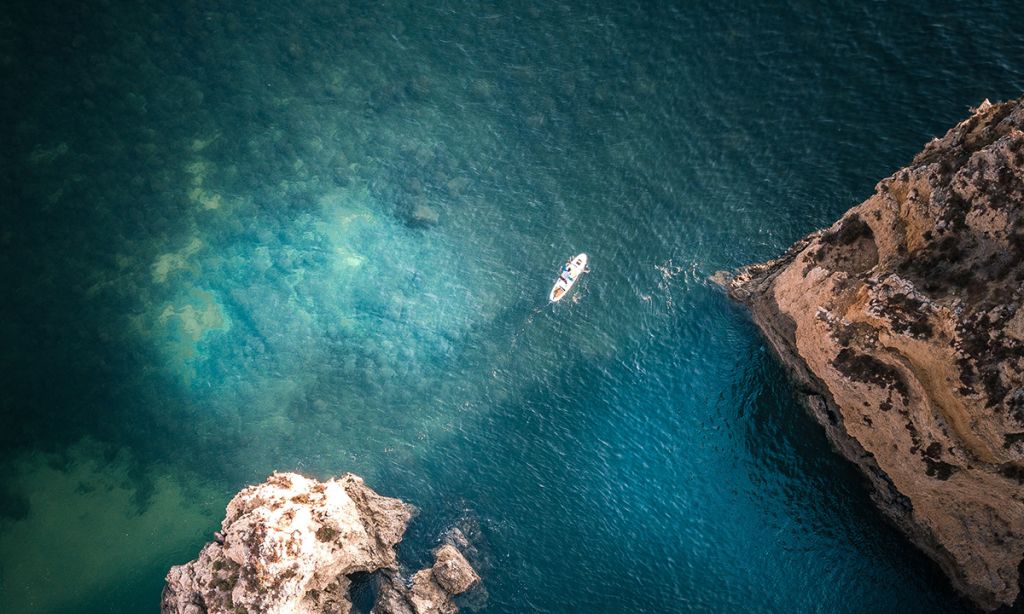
left=0, top=440, right=219, bottom=613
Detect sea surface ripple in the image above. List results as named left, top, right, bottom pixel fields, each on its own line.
left=2, top=1, right=1023, bottom=612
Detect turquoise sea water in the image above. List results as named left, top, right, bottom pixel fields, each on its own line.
left=3, top=1, right=1024, bottom=612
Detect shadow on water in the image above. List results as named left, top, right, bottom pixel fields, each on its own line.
left=734, top=325, right=971, bottom=612
left=348, top=571, right=380, bottom=614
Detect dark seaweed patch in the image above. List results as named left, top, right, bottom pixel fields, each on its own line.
left=882, top=293, right=934, bottom=338
left=831, top=349, right=909, bottom=400
left=1004, top=432, right=1024, bottom=449
left=830, top=321, right=877, bottom=349
left=923, top=441, right=943, bottom=459
left=315, top=526, right=338, bottom=542
left=956, top=306, right=1023, bottom=409
left=998, top=464, right=1024, bottom=484
left=1009, top=389, right=1024, bottom=425
left=924, top=458, right=958, bottom=480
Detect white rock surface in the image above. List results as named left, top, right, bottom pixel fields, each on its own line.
left=162, top=472, right=414, bottom=614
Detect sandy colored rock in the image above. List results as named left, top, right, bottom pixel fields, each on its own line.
left=717, top=98, right=1024, bottom=610
left=161, top=472, right=414, bottom=614
left=374, top=545, right=479, bottom=614
left=408, top=566, right=456, bottom=614
left=430, top=545, right=479, bottom=595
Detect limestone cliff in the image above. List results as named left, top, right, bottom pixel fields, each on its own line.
left=716, top=97, right=1024, bottom=610
left=161, top=473, right=480, bottom=614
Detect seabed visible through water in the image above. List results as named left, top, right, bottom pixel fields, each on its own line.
left=2, top=1, right=1024, bottom=612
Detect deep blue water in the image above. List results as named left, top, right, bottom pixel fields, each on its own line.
left=2, top=1, right=1024, bottom=612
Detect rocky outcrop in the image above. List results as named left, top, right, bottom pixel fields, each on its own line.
left=716, top=97, right=1024, bottom=610
left=161, top=473, right=480, bottom=614
left=426, top=545, right=480, bottom=596
left=373, top=545, right=480, bottom=614
left=408, top=545, right=480, bottom=614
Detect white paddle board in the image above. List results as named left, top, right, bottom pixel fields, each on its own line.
left=549, top=253, right=588, bottom=302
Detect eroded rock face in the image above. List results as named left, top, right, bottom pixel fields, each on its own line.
left=429, top=545, right=480, bottom=596
left=162, top=473, right=480, bottom=614
left=161, top=472, right=481, bottom=609
left=372, top=545, right=480, bottom=614
left=717, top=98, right=1024, bottom=610
left=409, top=545, right=480, bottom=614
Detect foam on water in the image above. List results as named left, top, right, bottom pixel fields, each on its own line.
left=2, top=0, right=1024, bottom=612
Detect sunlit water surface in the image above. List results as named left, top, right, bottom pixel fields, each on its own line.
left=2, top=1, right=1024, bottom=612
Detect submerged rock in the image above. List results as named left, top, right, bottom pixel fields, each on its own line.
left=410, top=203, right=440, bottom=227
left=716, top=97, right=1024, bottom=611
left=161, top=473, right=480, bottom=614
